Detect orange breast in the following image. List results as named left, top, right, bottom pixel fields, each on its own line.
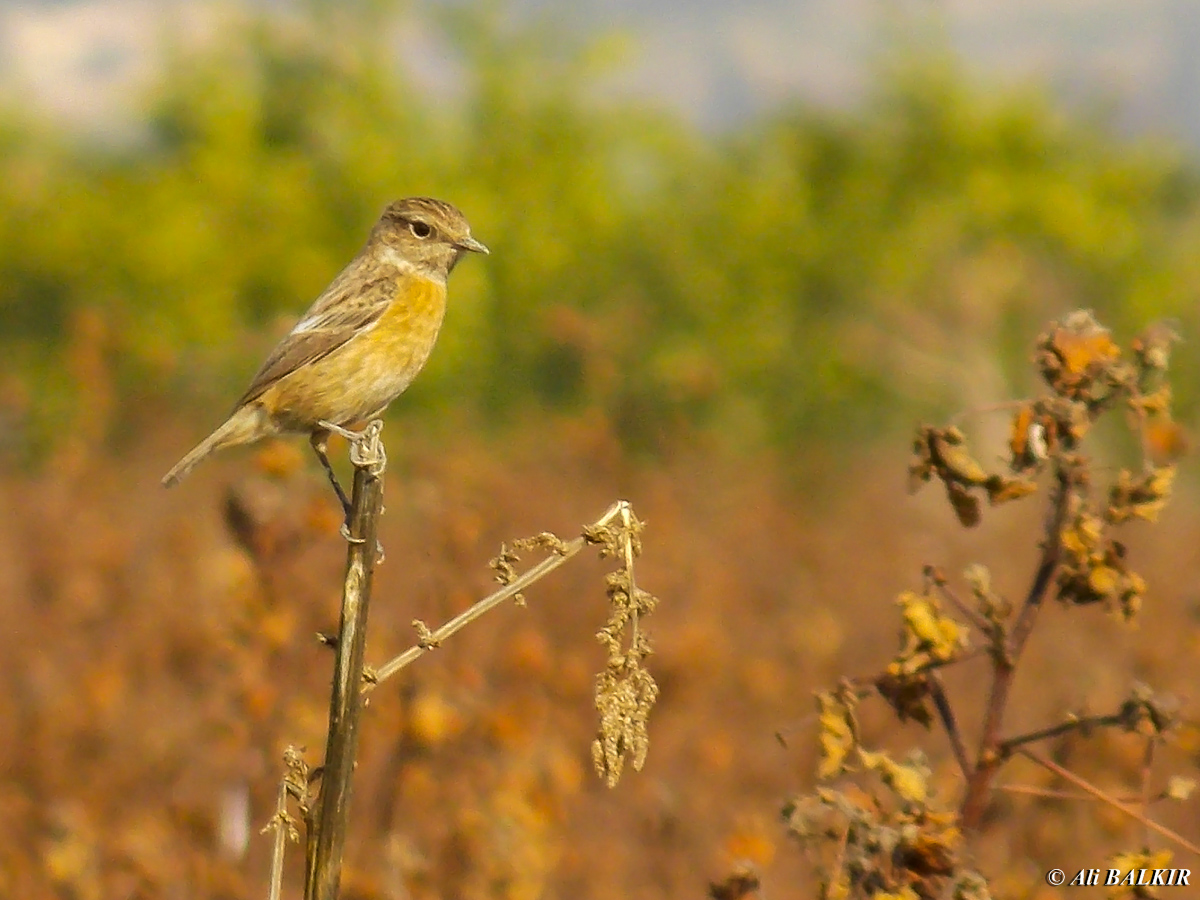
left=262, top=274, right=448, bottom=429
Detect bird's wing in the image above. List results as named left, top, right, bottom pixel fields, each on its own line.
left=237, top=267, right=398, bottom=406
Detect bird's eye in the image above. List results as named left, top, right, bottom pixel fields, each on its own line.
left=409, top=221, right=433, bottom=239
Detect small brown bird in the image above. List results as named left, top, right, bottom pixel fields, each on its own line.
left=163, top=197, right=488, bottom=511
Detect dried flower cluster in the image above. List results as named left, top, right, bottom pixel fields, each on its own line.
left=785, top=312, right=1194, bottom=900
left=586, top=506, right=660, bottom=787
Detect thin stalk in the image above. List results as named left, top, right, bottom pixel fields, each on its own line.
left=305, top=429, right=386, bottom=900
left=367, top=501, right=626, bottom=690
left=960, top=467, right=1070, bottom=829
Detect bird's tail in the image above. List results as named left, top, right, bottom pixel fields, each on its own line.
left=162, top=405, right=270, bottom=487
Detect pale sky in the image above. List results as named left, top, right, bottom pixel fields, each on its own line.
left=1, top=0, right=1197, bottom=145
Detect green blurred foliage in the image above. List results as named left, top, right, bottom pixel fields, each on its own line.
left=0, top=3, right=1197, bottom=460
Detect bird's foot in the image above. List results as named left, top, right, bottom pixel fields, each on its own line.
left=318, top=419, right=387, bottom=477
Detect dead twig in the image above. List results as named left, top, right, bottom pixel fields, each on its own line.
left=1017, top=749, right=1200, bottom=857
left=304, top=421, right=387, bottom=900
left=366, top=501, right=628, bottom=690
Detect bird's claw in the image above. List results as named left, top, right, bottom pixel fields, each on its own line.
left=339, top=522, right=367, bottom=544
left=318, top=419, right=387, bottom=477
left=339, top=521, right=385, bottom=563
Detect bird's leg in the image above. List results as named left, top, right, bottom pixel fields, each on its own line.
left=318, top=420, right=376, bottom=446
left=310, top=429, right=353, bottom=519
left=315, top=421, right=387, bottom=561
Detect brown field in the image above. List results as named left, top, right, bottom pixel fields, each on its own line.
left=1, top=412, right=1197, bottom=899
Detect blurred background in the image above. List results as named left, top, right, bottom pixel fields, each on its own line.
left=1, top=0, right=1198, bottom=897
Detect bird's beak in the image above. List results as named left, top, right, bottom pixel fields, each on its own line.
left=456, top=235, right=489, bottom=255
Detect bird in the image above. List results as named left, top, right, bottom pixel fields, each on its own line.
left=162, top=196, right=488, bottom=513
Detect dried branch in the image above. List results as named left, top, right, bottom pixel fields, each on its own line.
left=960, top=465, right=1071, bottom=829
left=794, top=314, right=1194, bottom=898
left=366, top=501, right=629, bottom=690
left=1017, top=749, right=1200, bottom=857
left=264, top=747, right=308, bottom=900
left=997, top=784, right=1138, bottom=803
left=591, top=502, right=659, bottom=786
left=928, top=672, right=971, bottom=780
left=304, top=422, right=387, bottom=900
left=265, top=780, right=293, bottom=900
left=997, top=712, right=1127, bottom=756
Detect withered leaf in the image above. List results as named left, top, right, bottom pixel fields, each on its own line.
left=945, top=481, right=980, bottom=527
left=876, top=670, right=933, bottom=727
left=1060, top=513, right=1103, bottom=559
left=984, top=474, right=1038, bottom=505
left=930, top=428, right=989, bottom=486
left=1127, top=385, right=1172, bottom=416
left=1053, top=326, right=1120, bottom=377
left=1108, top=466, right=1175, bottom=524
left=1036, top=311, right=1124, bottom=400
left=896, top=590, right=966, bottom=667
left=815, top=690, right=858, bottom=781
left=858, top=748, right=930, bottom=805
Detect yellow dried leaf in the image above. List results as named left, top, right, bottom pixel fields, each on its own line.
left=897, top=591, right=965, bottom=664
left=1108, top=466, right=1176, bottom=524
left=1118, top=572, right=1145, bottom=623
left=1054, top=326, right=1120, bottom=376
left=815, top=691, right=857, bottom=781
left=1087, top=565, right=1120, bottom=598
left=858, top=749, right=930, bottom=804
left=932, top=429, right=989, bottom=485
left=1061, top=514, right=1102, bottom=557
left=1128, top=386, right=1172, bottom=415
left=985, top=475, right=1038, bottom=505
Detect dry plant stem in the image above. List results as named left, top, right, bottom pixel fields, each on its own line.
left=267, top=777, right=291, bottom=900
left=997, top=712, right=1126, bottom=756
left=1017, top=749, right=1200, bottom=857
left=997, top=784, right=1154, bottom=804
left=928, top=672, right=972, bottom=780
left=619, top=503, right=641, bottom=648
left=366, top=501, right=627, bottom=690
left=304, top=441, right=386, bottom=900
left=960, top=468, right=1070, bottom=830
left=1142, top=738, right=1157, bottom=847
